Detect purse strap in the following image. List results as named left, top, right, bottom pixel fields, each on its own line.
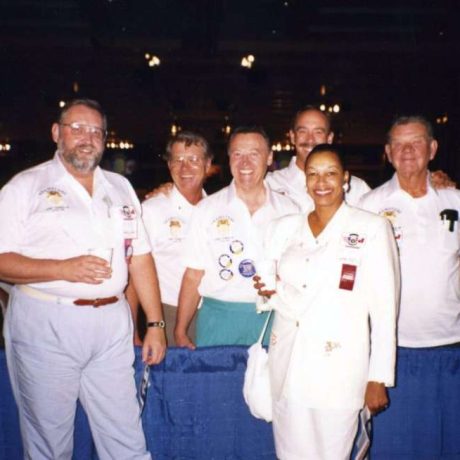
left=256, top=310, right=273, bottom=345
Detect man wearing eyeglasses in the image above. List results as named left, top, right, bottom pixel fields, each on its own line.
left=127, top=131, right=212, bottom=346
left=0, top=98, right=165, bottom=459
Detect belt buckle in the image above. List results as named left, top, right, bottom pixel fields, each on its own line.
left=92, top=298, right=103, bottom=308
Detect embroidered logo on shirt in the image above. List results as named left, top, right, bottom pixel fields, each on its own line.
left=324, top=341, right=341, bottom=355
left=379, top=208, right=402, bottom=242
left=39, top=187, right=68, bottom=211
left=213, top=216, right=233, bottom=236
left=168, top=218, right=183, bottom=237
left=212, top=216, right=234, bottom=240
left=342, top=233, right=366, bottom=248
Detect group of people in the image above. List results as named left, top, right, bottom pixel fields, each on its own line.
left=0, top=98, right=458, bottom=460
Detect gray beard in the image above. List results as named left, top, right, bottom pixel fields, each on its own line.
left=60, top=147, right=103, bottom=173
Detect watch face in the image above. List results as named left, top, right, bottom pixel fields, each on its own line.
left=148, top=320, right=165, bottom=328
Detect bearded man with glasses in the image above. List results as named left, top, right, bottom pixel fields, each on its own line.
left=0, top=98, right=165, bottom=459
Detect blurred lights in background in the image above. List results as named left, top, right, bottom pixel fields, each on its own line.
left=241, top=54, right=255, bottom=69
left=436, top=114, right=448, bottom=124
left=145, top=53, right=161, bottom=67
left=320, top=103, right=340, bottom=113
left=271, top=142, right=292, bottom=152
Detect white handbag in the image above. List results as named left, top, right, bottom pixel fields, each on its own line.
left=243, top=310, right=273, bottom=422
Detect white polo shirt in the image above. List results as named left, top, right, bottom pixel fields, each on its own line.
left=183, top=180, right=300, bottom=302
left=142, top=185, right=205, bottom=306
left=0, top=152, right=151, bottom=299
left=359, top=173, right=460, bottom=347
left=266, top=156, right=371, bottom=212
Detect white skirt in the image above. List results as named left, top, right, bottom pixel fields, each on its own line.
left=273, top=397, right=359, bottom=460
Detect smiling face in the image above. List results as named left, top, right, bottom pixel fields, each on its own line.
left=385, top=121, right=437, bottom=179
left=52, top=104, right=105, bottom=175
left=228, top=132, right=273, bottom=192
left=168, top=141, right=211, bottom=197
left=305, top=149, right=349, bottom=211
left=290, top=109, right=334, bottom=169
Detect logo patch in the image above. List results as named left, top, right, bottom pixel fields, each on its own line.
left=342, top=233, right=366, bottom=248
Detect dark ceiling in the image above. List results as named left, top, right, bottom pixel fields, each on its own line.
left=0, top=0, right=459, bottom=182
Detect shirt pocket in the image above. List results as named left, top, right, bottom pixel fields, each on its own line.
left=437, top=217, right=460, bottom=253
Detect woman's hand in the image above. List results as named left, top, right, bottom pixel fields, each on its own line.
left=253, top=275, right=276, bottom=298
left=364, top=381, right=389, bottom=415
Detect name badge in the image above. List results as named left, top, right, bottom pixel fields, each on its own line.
left=339, top=264, right=357, bottom=291
left=121, top=205, right=138, bottom=239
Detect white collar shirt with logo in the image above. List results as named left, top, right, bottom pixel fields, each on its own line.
left=0, top=152, right=151, bottom=298
left=266, top=156, right=371, bottom=212
left=183, top=180, right=299, bottom=302
left=359, top=173, right=460, bottom=347
left=262, top=203, right=398, bottom=409
left=142, top=185, right=205, bottom=306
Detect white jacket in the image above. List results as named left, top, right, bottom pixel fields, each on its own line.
left=263, top=204, right=400, bottom=410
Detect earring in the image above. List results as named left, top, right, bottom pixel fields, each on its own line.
left=343, top=182, right=350, bottom=193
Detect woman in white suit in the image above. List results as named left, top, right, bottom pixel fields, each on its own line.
left=256, top=144, right=400, bottom=460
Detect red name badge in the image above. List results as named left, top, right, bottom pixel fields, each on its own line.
left=339, top=264, right=357, bottom=291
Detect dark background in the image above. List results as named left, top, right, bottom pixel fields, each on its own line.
left=0, top=0, right=459, bottom=191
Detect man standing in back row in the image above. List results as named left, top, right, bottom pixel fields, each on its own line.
left=266, top=106, right=371, bottom=210
left=0, top=99, right=165, bottom=459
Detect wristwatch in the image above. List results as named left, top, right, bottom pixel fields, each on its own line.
left=147, top=320, right=165, bottom=329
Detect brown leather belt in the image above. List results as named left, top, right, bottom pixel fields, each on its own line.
left=73, top=296, right=119, bottom=307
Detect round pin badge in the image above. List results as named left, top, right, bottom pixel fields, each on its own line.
left=218, top=254, right=232, bottom=268
left=238, top=259, right=256, bottom=278
left=219, top=269, right=233, bottom=281
left=230, top=239, right=244, bottom=254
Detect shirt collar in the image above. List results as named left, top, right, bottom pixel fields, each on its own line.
left=226, top=179, right=273, bottom=209
left=306, top=202, right=349, bottom=244
left=388, top=171, right=437, bottom=197
left=171, top=184, right=205, bottom=208
left=52, top=151, right=113, bottom=191
left=287, top=156, right=306, bottom=183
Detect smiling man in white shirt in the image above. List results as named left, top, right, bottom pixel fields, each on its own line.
left=359, top=115, right=460, bottom=452
left=0, top=99, right=165, bottom=459
left=128, top=131, right=212, bottom=346
left=266, top=106, right=371, bottom=211
left=174, top=126, right=299, bottom=349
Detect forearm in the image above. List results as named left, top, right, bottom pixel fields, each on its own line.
left=128, top=253, right=163, bottom=322
left=0, top=252, right=63, bottom=284
left=129, top=253, right=166, bottom=364
left=175, top=268, right=203, bottom=335
left=124, top=277, right=143, bottom=344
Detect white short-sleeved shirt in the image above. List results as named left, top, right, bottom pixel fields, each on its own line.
left=183, top=180, right=300, bottom=302
left=142, top=185, right=205, bottom=306
left=359, top=173, right=460, bottom=347
left=0, top=153, right=151, bottom=298
left=266, top=156, right=371, bottom=212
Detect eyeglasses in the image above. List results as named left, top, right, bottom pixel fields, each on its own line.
left=60, top=122, right=107, bottom=141
left=168, top=155, right=205, bottom=167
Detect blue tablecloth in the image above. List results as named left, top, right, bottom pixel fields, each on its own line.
left=1, top=346, right=460, bottom=459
